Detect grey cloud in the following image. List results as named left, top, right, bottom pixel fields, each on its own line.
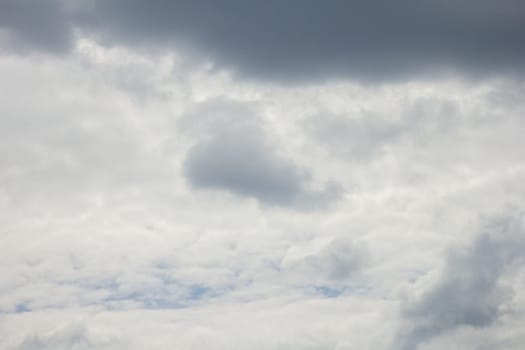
left=308, top=113, right=406, bottom=161
left=308, top=96, right=461, bottom=161
left=81, top=0, right=525, bottom=82
left=282, top=238, right=368, bottom=283
left=393, top=213, right=525, bottom=350
left=3, top=1, right=525, bottom=81
left=182, top=101, right=342, bottom=209
left=16, top=324, right=121, bottom=350
left=0, top=0, right=72, bottom=53
left=184, top=131, right=305, bottom=205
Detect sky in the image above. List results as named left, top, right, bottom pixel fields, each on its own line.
left=0, top=1, right=524, bottom=349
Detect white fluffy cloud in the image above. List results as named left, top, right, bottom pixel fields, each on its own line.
left=0, top=38, right=524, bottom=350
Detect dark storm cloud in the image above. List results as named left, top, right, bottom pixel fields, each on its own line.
left=84, top=0, right=525, bottom=81
left=3, top=1, right=525, bottom=80
left=0, top=0, right=72, bottom=53
left=393, top=214, right=525, bottom=350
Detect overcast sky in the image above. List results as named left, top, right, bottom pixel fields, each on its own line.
left=1, top=1, right=525, bottom=349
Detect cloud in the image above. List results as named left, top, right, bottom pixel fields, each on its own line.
left=393, top=212, right=525, bottom=350
left=2, top=1, right=524, bottom=81
left=2, top=298, right=395, bottom=350
left=278, top=236, right=370, bottom=299
left=1, top=38, right=525, bottom=350
left=0, top=0, right=72, bottom=53
left=15, top=324, right=120, bottom=350
left=281, top=237, right=368, bottom=284
left=182, top=100, right=342, bottom=209
left=79, top=0, right=525, bottom=81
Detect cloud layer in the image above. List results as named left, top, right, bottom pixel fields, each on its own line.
left=0, top=3, right=525, bottom=349
left=0, top=0, right=71, bottom=53
left=2, top=1, right=525, bottom=81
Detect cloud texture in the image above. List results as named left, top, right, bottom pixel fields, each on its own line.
left=0, top=2, right=524, bottom=350
left=2, top=1, right=525, bottom=81
left=395, top=214, right=525, bottom=350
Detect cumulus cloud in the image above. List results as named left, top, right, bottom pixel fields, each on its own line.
left=393, top=212, right=525, bottom=350
left=182, top=100, right=342, bottom=209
